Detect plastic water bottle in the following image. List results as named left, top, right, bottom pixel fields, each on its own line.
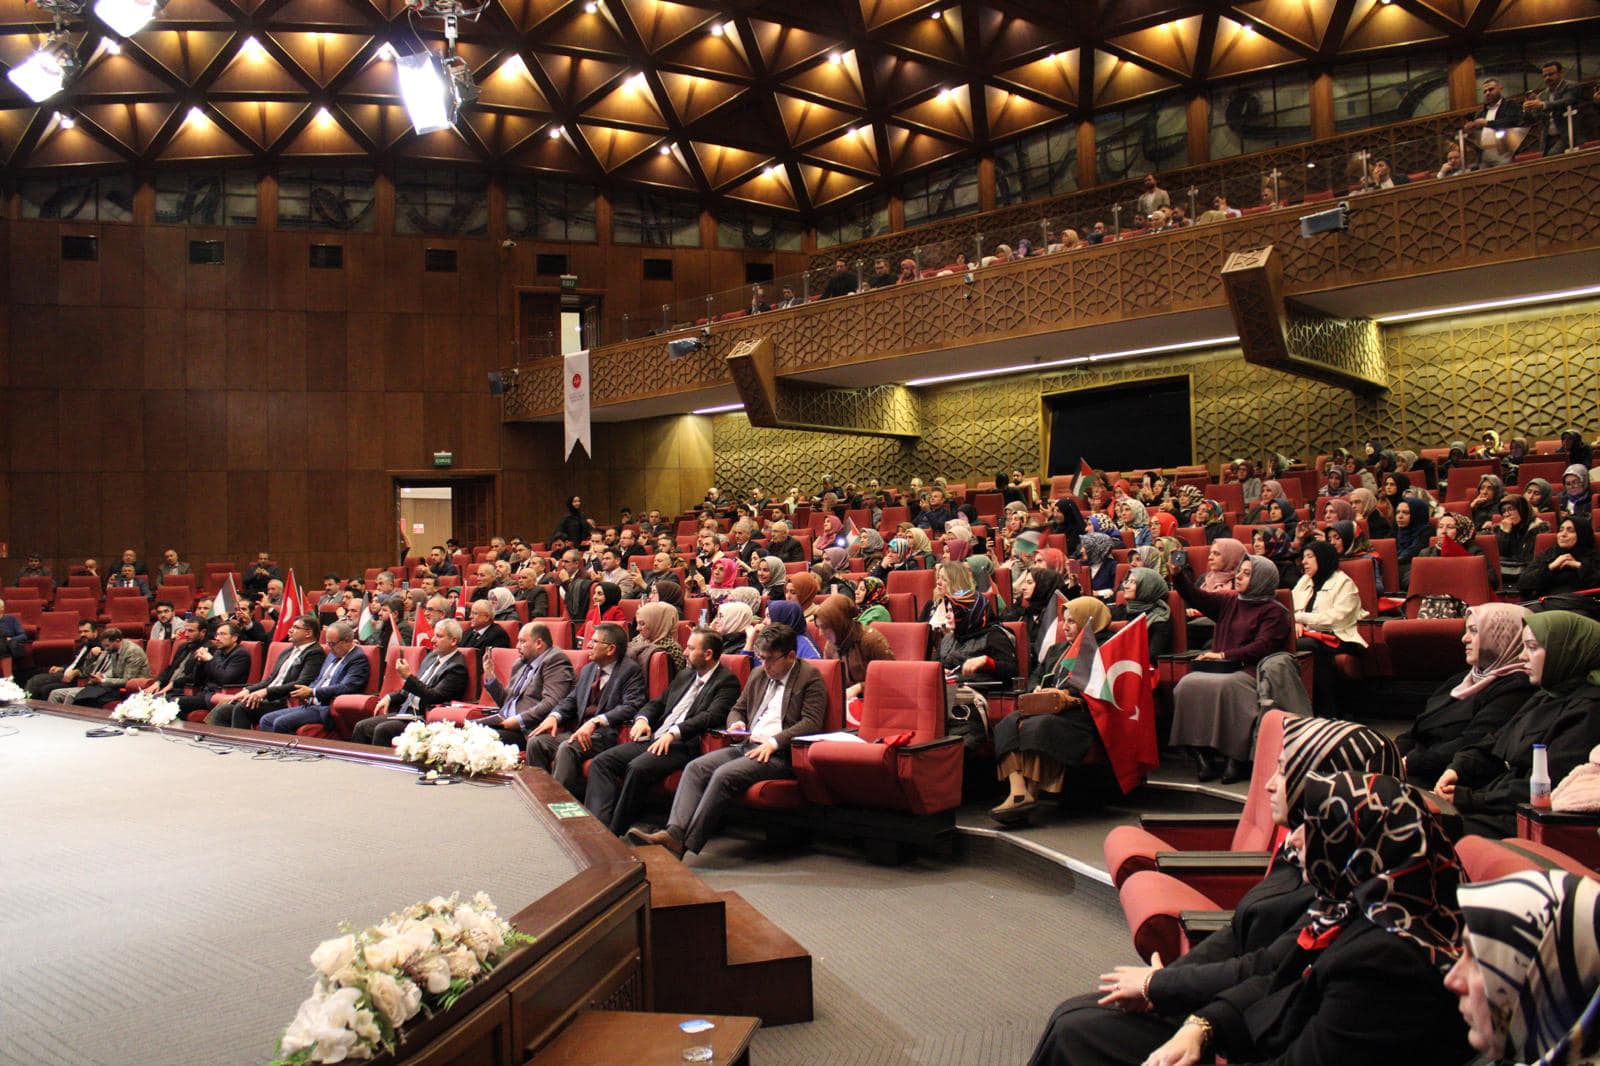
left=699, top=608, right=708, bottom=626
left=1530, top=743, right=1552, bottom=810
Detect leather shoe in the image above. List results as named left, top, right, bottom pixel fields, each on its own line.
left=1220, top=759, right=1251, bottom=785
left=1192, top=749, right=1221, bottom=782
left=630, top=827, right=685, bottom=859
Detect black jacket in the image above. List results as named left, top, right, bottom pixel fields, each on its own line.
left=1518, top=547, right=1600, bottom=598
left=626, top=664, right=741, bottom=742
left=551, top=656, right=647, bottom=730
left=461, top=623, right=511, bottom=653
left=1449, top=682, right=1600, bottom=836
left=393, top=651, right=470, bottom=715
left=193, top=644, right=252, bottom=694
left=768, top=538, right=805, bottom=564
left=1397, top=671, right=1536, bottom=785
left=248, top=643, right=328, bottom=702
left=514, top=586, right=549, bottom=618
left=937, top=624, right=1018, bottom=685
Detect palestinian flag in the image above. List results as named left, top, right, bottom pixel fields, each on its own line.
left=1072, top=458, right=1098, bottom=498
left=211, top=574, right=240, bottom=619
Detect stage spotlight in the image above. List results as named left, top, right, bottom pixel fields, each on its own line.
left=397, top=50, right=477, bottom=134
left=93, top=0, right=166, bottom=38
left=8, top=36, right=79, bottom=103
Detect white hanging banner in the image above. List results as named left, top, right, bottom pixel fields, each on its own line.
left=564, top=348, right=591, bottom=460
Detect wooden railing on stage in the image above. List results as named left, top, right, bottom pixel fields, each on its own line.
left=502, top=149, right=1600, bottom=421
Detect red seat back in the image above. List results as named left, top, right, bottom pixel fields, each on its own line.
left=455, top=647, right=481, bottom=701
left=719, top=653, right=752, bottom=687
left=1368, top=538, right=1399, bottom=593
left=8, top=602, right=43, bottom=627
left=1405, top=556, right=1495, bottom=617
left=684, top=597, right=709, bottom=625
left=868, top=621, right=930, bottom=661
left=615, top=598, right=641, bottom=630
left=144, top=638, right=172, bottom=679
left=858, top=660, right=944, bottom=743
left=644, top=649, right=671, bottom=699
left=236, top=641, right=266, bottom=683
left=155, top=586, right=195, bottom=614
left=877, top=506, right=910, bottom=532
left=1, top=586, right=41, bottom=604
left=16, top=576, right=53, bottom=597
left=1001, top=619, right=1028, bottom=681
left=809, top=658, right=845, bottom=733
left=108, top=599, right=150, bottom=625
left=495, top=620, right=519, bottom=646
left=1337, top=558, right=1378, bottom=616
left=1231, top=710, right=1289, bottom=851
left=264, top=641, right=294, bottom=680
left=533, top=617, right=573, bottom=649
left=378, top=646, right=426, bottom=696
left=1204, top=483, right=1245, bottom=512
left=561, top=648, right=590, bottom=676
left=886, top=569, right=935, bottom=612
left=38, top=612, right=81, bottom=640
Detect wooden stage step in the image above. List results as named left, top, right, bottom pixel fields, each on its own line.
left=635, top=845, right=814, bottom=1026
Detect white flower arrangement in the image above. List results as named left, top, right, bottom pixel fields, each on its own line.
left=0, top=676, right=24, bottom=703
left=271, top=892, right=534, bottom=1065
left=392, top=720, right=520, bottom=777
left=109, top=689, right=181, bottom=726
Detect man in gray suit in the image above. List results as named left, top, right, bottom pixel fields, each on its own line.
left=1522, top=60, right=1584, bottom=155
left=52, top=628, right=149, bottom=706
left=477, top=622, right=576, bottom=747
left=525, top=622, right=645, bottom=796
left=631, top=624, right=826, bottom=859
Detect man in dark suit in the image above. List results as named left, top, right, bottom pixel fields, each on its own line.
left=258, top=621, right=372, bottom=733
left=242, top=552, right=281, bottom=598
left=460, top=599, right=512, bottom=654
left=525, top=622, right=646, bottom=796
left=350, top=620, right=469, bottom=747
left=145, top=617, right=206, bottom=697
left=1463, top=78, right=1525, bottom=167
left=512, top=568, right=549, bottom=618
left=174, top=621, right=253, bottom=715
left=1522, top=60, right=1584, bottom=154
left=631, top=624, right=826, bottom=858
left=477, top=622, right=575, bottom=747
left=205, top=614, right=328, bottom=729
left=558, top=550, right=593, bottom=623
left=585, top=627, right=741, bottom=835
left=23, top=619, right=99, bottom=699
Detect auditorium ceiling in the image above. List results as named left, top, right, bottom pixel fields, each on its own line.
left=0, top=0, right=1592, bottom=212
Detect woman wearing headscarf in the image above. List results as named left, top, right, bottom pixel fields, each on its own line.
left=1250, top=526, right=1298, bottom=587
left=703, top=556, right=742, bottom=603
left=853, top=576, right=890, bottom=625
left=1561, top=428, right=1594, bottom=470
left=710, top=600, right=754, bottom=655
left=1116, top=497, right=1153, bottom=547
left=1325, top=519, right=1385, bottom=597
left=1005, top=565, right=1065, bottom=664
left=487, top=585, right=519, bottom=622
left=753, top=555, right=787, bottom=599
left=1183, top=537, right=1246, bottom=649
left=1168, top=554, right=1293, bottom=783
left=649, top=578, right=685, bottom=617
left=1518, top=516, right=1600, bottom=598
left=811, top=558, right=853, bottom=600
left=1394, top=496, right=1434, bottom=591
left=1415, top=510, right=1498, bottom=588
left=1494, top=494, right=1542, bottom=588
left=966, top=553, right=1006, bottom=612
left=1398, top=603, right=1536, bottom=785
left=1318, top=464, right=1352, bottom=498
left=1047, top=497, right=1086, bottom=554
left=1229, top=459, right=1262, bottom=505
left=1436, top=611, right=1600, bottom=837
left=813, top=593, right=893, bottom=702
left=990, top=596, right=1114, bottom=824
left=1292, top=539, right=1367, bottom=717
left=752, top=599, right=820, bottom=659
left=1561, top=463, right=1593, bottom=519
left=1380, top=470, right=1412, bottom=512
left=1523, top=476, right=1556, bottom=516
left=1169, top=484, right=1202, bottom=527
left=1448, top=869, right=1600, bottom=1066
left=579, top=580, right=624, bottom=646
left=784, top=571, right=821, bottom=619
left=1501, top=435, right=1531, bottom=485
left=1348, top=485, right=1392, bottom=539
left=1037, top=718, right=1401, bottom=1059
left=1112, top=567, right=1171, bottom=662
left=935, top=586, right=1017, bottom=686
left=726, top=585, right=761, bottom=614
left=941, top=522, right=974, bottom=563
left=1073, top=532, right=1118, bottom=599
left=1242, top=480, right=1283, bottom=525
left=626, top=601, right=687, bottom=680
left=1190, top=497, right=1228, bottom=544
left=1468, top=474, right=1507, bottom=531
left=1034, top=771, right=1470, bottom=1066
left=813, top=514, right=843, bottom=560
left=1318, top=495, right=1355, bottom=525
left=553, top=495, right=592, bottom=545
left=904, top=527, right=938, bottom=569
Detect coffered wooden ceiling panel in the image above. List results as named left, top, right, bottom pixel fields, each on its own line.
left=0, top=0, right=1592, bottom=213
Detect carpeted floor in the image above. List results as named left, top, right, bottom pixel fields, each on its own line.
left=692, top=836, right=1134, bottom=1066
left=0, top=712, right=576, bottom=1066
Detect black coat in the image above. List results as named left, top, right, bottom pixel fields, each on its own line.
left=1396, top=671, right=1536, bottom=785
left=631, top=665, right=741, bottom=743
left=937, top=624, right=1018, bottom=685
left=1518, top=547, right=1600, bottom=598
left=393, top=651, right=470, bottom=715
left=1450, top=682, right=1600, bottom=836
left=461, top=623, right=511, bottom=653
left=249, top=643, right=328, bottom=702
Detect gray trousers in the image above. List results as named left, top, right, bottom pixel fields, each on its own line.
left=527, top=729, right=621, bottom=797
left=667, top=743, right=792, bottom=854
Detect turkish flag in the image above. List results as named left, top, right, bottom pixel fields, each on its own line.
left=271, top=569, right=304, bottom=642
left=1438, top=535, right=1468, bottom=558
left=1082, top=614, right=1160, bottom=794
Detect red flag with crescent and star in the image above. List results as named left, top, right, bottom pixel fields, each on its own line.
left=1063, top=613, right=1159, bottom=793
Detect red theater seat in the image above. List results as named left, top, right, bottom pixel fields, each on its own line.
left=294, top=646, right=382, bottom=739
left=794, top=660, right=960, bottom=816
left=887, top=569, right=937, bottom=613
left=329, top=646, right=424, bottom=738
left=869, top=621, right=930, bottom=661
left=738, top=659, right=845, bottom=812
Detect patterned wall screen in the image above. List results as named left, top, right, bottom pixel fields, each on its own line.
left=153, top=171, right=259, bottom=226
left=1209, top=71, right=1312, bottom=159
left=277, top=169, right=376, bottom=232
left=901, top=156, right=981, bottom=226
left=505, top=177, right=598, bottom=242
left=18, top=173, right=135, bottom=222
left=612, top=190, right=701, bottom=246
left=394, top=167, right=490, bottom=236
left=814, top=194, right=891, bottom=249
left=1473, top=26, right=1600, bottom=93
left=715, top=207, right=805, bottom=251
left=1331, top=52, right=1451, bottom=132
left=994, top=120, right=1079, bottom=205
left=1095, top=95, right=1190, bottom=185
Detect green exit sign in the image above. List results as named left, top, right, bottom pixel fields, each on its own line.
left=432, top=451, right=454, bottom=468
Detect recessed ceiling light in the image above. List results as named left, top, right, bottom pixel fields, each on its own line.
left=583, top=0, right=597, bottom=11
left=57, top=112, right=75, bottom=128
left=102, top=38, right=122, bottom=55
left=1240, top=20, right=1254, bottom=35
left=828, top=51, right=843, bottom=64
left=853, top=125, right=868, bottom=137
left=720, top=19, right=735, bottom=36
left=375, top=42, right=397, bottom=61
left=185, top=105, right=206, bottom=126
left=240, top=35, right=265, bottom=58
left=628, top=72, right=648, bottom=91
left=938, top=86, right=953, bottom=101
left=315, top=106, right=334, bottom=125
left=548, top=125, right=564, bottom=139
left=658, top=143, right=670, bottom=155
left=763, top=164, right=779, bottom=178
left=930, top=7, right=941, bottom=18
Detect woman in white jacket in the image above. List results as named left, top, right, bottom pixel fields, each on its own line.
left=1293, top=538, right=1367, bottom=716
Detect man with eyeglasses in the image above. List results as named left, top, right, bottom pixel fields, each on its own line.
left=258, top=621, right=372, bottom=734
left=53, top=627, right=149, bottom=707
left=630, top=624, right=826, bottom=860
left=206, top=614, right=327, bottom=729
left=526, top=622, right=646, bottom=797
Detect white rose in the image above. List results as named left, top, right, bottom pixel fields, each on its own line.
left=352, top=1007, right=381, bottom=1045
left=281, top=986, right=363, bottom=1063
left=365, top=971, right=418, bottom=1028
left=412, top=952, right=453, bottom=995
left=311, top=934, right=357, bottom=978
left=445, top=946, right=480, bottom=979
left=427, top=895, right=450, bottom=913
left=362, top=937, right=402, bottom=973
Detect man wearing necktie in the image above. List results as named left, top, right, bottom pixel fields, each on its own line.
left=258, top=621, right=372, bottom=733
left=584, top=627, right=742, bottom=834
left=526, top=622, right=646, bottom=796
left=477, top=622, right=576, bottom=746
left=351, top=619, right=469, bottom=747
left=632, top=624, right=826, bottom=859
left=205, top=614, right=327, bottom=728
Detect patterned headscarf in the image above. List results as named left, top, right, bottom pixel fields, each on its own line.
left=1195, top=498, right=1226, bottom=528
left=947, top=585, right=991, bottom=636
left=1177, top=484, right=1204, bottom=511
left=1278, top=717, right=1401, bottom=827
left=1119, top=497, right=1150, bottom=530
left=1298, top=771, right=1464, bottom=971
left=856, top=575, right=887, bottom=610
left=727, top=586, right=762, bottom=611
left=1199, top=537, right=1247, bottom=592
left=1080, top=532, right=1115, bottom=568
left=1130, top=545, right=1161, bottom=570
left=1459, top=871, right=1600, bottom=1066
left=1255, top=525, right=1292, bottom=562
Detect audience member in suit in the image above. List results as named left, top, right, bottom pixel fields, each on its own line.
left=157, top=549, right=192, bottom=579
left=631, top=624, right=825, bottom=858
left=23, top=619, right=99, bottom=699
left=242, top=552, right=281, bottom=597
left=460, top=599, right=512, bottom=654
left=174, top=621, right=253, bottom=715
left=477, top=622, right=576, bottom=747
left=147, top=618, right=207, bottom=697
left=108, top=564, right=151, bottom=598
left=148, top=601, right=184, bottom=641
left=525, top=622, right=646, bottom=796
left=351, top=620, right=469, bottom=747
left=205, top=614, right=328, bottom=728
left=1522, top=60, right=1584, bottom=154
left=1463, top=78, right=1525, bottom=167
left=512, top=568, right=549, bottom=617
left=585, top=627, right=741, bottom=835
left=258, top=622, right=372, bottom=733
left=558, top=551, right=593, bottom=622
left=54, top=628, right=149, bottom=706
left=426, top=546, right=458, bottom=577
left=116, top=548, right=148, bottom=576
left=765, top=522, right=806, bottom=564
